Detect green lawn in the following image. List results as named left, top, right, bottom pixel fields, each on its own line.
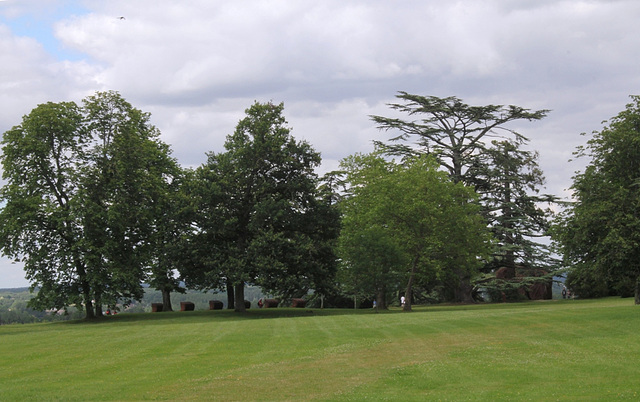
left=1, top=298, right=639, bottom=400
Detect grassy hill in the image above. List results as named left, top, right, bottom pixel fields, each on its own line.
left=1, top=298, right=639, bottom=400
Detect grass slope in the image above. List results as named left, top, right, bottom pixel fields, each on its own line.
left=1, top=298, right=639, bottom=400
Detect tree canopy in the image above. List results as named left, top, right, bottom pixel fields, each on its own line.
left=554, top=95, right=640, bottom=303
left=371, top=92, right=549, bottom=184
left=0, top=92, right=180, bottom=318
left=470, top=139, right=558, bottom=300
left=0, top=91, right=569, bottom=316
left=372, top=93, right=555, bottom=302
left=186, top=101, right=340, bottom=311
left=338, top=152, right=492, bottom=309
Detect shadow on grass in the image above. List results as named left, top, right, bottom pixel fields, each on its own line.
left=53, top=300, right=557, bottom=326
left=2, top=299, right=588, bottom=331
left=55, top=305, right=417, bottom=326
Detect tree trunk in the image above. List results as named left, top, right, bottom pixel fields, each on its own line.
left=635, top=276, right=640, bottom=305
left=376, top=287, right=387, bottom=310
left=162, top=289, right=173, bottom=312
left=404, top=277, right=413, bottom=312
left=404, top=257, right=418, bottom=311
left=502, top=166, right=515, bottom=269
left=226, top=279, right=235, bottom=310
left=451, top=150, right=464, bottom=184
left=94, top=291, right=103, bottom=317
left=79, top=267, right=95, bottom=319
left=454, top=275, right=476, bottom=303
left=234, top=282, right=246, bottom=312
left=84, top=297, right=95, bottom=319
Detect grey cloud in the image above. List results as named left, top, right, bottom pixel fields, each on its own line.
left=1, top=0, right=640, bottom=287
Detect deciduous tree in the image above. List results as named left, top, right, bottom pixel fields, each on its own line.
left=0, top=92, right=179, bottom=317
left=147, top=168, right=195, bottom=312
left=338, top=152, right=491, bottom=310
left=554, top=96, right=640, bottom=303
left=338, top=154, right=408, bottom=309
left=192, top=101, right=339, bottom=311
left=0, top=101, right=90, bottom=315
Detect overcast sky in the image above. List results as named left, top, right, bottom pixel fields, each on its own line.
left=1, top=0, right=638, bottom=288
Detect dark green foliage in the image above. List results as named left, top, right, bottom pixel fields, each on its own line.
left=78, top=92, right=181, bottom=314
left=554, top=96, right=640, bottom=303
left=0, top=92, right=180, bottom=318
left=371, top=92, right=548, bottom=184
left=470, top=139, right=559, bottom=299
left=0, top=101, right=87, bottom=314
left=147, top=169, right=196, bottom=311
left=563, top=263, right=612, bottom=299
left=472, top=139, right=555, bottom=267
left=186, top=102, right=340, bottom=311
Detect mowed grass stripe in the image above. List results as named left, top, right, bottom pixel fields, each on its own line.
left=1, top=299, right=640, bottom=400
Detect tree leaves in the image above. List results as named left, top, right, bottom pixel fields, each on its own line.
left=189, top=101, right=339, bottom=310
left=0, top=92, right=180, bottom=317
left=338, top=151, right=492, bottom=308
left=555, top=95, right=640, bottom=302
left=371, top=92, right=549, bottom=183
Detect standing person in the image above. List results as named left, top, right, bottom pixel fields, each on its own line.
left=373, top=300, right=377, bottom=309
left=562, top=286, right=567, bottom=299
left=400, top=296, right=406, bottom=307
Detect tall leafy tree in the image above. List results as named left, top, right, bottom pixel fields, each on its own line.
left=192, top=101, right=339, bottom=312
left=147, top=168, right=195, bottom=312
left=338, top=152, right=492, bottom=310
left=338, top=225, right=407, bottom=309
left=0, top=92, right=179, bottom=317
left=181, top=163, right=230, bottom=306
left=0, top=101, right=91, bottom=315
left=80, top=92, right=180, bottom=314
left=554, top=96, right=640, bottom=304
left=371, top=93, right=550, bottom=301
left=338, top=154, right=409, bottom=309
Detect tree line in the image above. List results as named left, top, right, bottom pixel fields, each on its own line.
left=1, top=91, right=637, bottom=319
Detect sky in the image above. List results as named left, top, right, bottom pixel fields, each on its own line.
left=0, top=0, right=638, bottom=288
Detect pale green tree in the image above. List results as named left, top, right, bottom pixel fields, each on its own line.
left=338, top=152, right=492, bottom=310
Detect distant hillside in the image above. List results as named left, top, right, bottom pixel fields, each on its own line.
left=121, top=286, right=267, bottom=313
left=0, top=286, right=266, bottom=325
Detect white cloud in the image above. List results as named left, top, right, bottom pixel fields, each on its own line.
left=2, top=0, right=640, bottom=287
